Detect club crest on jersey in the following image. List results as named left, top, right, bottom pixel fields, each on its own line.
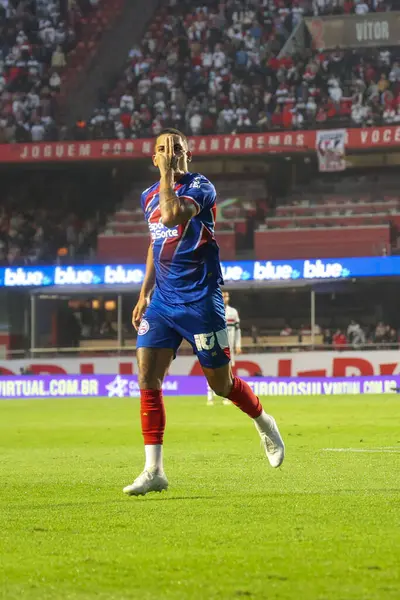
left=138, top=319, right=150, bottom=335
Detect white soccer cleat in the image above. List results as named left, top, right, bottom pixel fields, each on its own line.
left=222, top=399, right=231, bottom=406
left=255, top=416, right=285, bottom=468
left=207, top=399, right=214, bottom=406
left=123, top=469, right=168, bottom=496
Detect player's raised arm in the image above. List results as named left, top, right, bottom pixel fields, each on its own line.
left=156, top=134, right=197, bottom=228
left=132, top=244, right=155, bottom=330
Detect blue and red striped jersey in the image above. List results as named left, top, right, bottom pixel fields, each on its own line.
left=141, top=172, right=223, bottom=304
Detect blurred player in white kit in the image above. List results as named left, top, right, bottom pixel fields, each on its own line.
left=207, top=291, right=241, bottom=405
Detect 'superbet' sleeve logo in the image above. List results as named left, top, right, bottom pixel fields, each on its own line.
left=148, top=221, right=179, bottom=240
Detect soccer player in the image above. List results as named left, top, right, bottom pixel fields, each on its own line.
left=123, top=129, right=284, bottom=497
left=207, top=291, right=241, bottom=406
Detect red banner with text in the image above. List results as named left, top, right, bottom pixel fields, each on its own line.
left=1, top=126, right=400, bottom=164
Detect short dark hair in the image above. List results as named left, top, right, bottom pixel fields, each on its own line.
left=156, top=128, right=188, bottom=145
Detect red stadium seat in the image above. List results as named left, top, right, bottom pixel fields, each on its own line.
left=254, top=226, right=390, bottom=259
left=97, top=234, right=150, bottom=262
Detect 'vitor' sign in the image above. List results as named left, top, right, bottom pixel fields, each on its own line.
left=1, top=256, right=400, bottom=288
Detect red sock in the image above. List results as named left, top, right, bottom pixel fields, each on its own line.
left=140, top=389, right=165, bottom=445
left=227, top=376, right=263, bottom=418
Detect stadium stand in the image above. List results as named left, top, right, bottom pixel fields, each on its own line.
left=254, top=225, right=391, bottom=259
left=96, top=171, right=400, bottom=262
left=0, top=207, right=98, bottom=266
left=0, top=167, right=121, bottom=265
left=1, top=165, right=399, bottom=265
left=2, top=1, right=400, bottom=265
left=97, top=177, right=267, bottom=262
left=0, top=0, right=123, bottom=144
left=84, top=0, right=399, bottom=140
left=74, top=284, right=398, bottom=350
left=1, top=0, right=399, bottom=141
left=254, top=173, right=400, bottom=258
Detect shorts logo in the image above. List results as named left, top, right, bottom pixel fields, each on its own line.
left=194, top=332, right=215, bottom=352
left=138, top=319, right=150, bottom=335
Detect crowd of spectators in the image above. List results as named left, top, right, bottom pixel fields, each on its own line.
left=81, top=0, right=399, bottom=142
left=276, top=319, right=399, bottom=349
left=0, top=204, right=98, bottom=265
left=0, top=0, right=101, bottom=144
left=324, top=320, right=399, bottom=349
left=0, top=170, right=109, bottom=265
left=0, top=0, right=398, bottom=143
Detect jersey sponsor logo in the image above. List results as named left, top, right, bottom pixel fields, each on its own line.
left=149, top=222, right=179, bottom=240
left=138, top=319, right=150, bottom=335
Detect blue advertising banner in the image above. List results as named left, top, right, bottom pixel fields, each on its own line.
left=1, top=256, right=400, bottom=288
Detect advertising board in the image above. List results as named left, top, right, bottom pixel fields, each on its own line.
left=2, top=256, right=400, bottom=288
left=0, top=374, right=396, bottom=399
left=2, top=351, right=400, bottom=378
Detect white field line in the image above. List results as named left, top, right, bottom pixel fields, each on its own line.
left=322, top=447, right=400, bottom=453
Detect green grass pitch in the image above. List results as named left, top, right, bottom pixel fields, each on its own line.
left=1, top=393, right=399, bottom=600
